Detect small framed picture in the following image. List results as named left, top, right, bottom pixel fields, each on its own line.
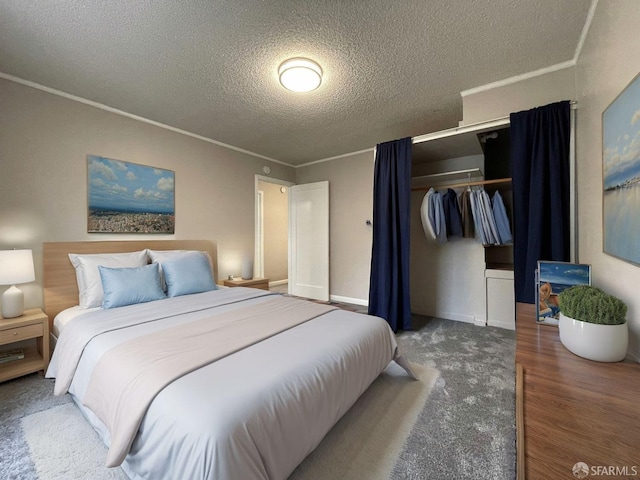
left=535, top=261, right=591, bottom=325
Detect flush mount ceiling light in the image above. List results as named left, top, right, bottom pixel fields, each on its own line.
left=278, top=58, right=322, bottom=92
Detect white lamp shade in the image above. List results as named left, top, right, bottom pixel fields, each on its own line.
left=0, top=249, right=36, bottom=285
left=278, top=58, right=322, bottom=92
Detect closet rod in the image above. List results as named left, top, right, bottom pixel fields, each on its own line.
left=411, top=177, right=512, bottom=192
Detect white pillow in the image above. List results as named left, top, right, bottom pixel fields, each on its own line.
left=147, top=249, right=215, bottom=288
left=68, top=250, right=149, bottom=308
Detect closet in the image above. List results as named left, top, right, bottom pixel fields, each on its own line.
left=410, top=120, right=515, bottom=329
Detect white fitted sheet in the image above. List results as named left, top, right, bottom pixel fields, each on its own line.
left=53, top=306, right=100, bottom=337
left=47, top=288, right=410, bottom=480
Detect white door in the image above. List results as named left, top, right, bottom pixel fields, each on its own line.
left=288, top=181, right=329, bottom=301
left=254, top=190, right=264, bottom=278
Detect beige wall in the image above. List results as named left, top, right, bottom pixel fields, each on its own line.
left=410, top=194, right=487, bottom=323
left=295, top=151, right=375, bottom=303
left=462, top=66, right=576, bottom=125
left=257, top=180, right=288, bottom=282
left=574, top=0, right=640, bottom=360
left=0, top=78, right=294, bottom=309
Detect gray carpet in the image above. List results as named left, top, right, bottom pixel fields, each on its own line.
left=392, top=316, right=516, bottom=479
left=0, top=314, right=515, bottom=480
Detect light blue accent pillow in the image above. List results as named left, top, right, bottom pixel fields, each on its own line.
left=98, top=263, right=167, bottom=309
left=161, top=252, right=217, bottom=298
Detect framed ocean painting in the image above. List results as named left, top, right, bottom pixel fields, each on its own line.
left=535, top=261, right=591, bottom=325
left=603, top=71, right=640, bottom=265
left=87, top=155, right=175, bottom=233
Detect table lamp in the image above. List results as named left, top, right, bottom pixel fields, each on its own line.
left=0, top=249, right=36, bottom=318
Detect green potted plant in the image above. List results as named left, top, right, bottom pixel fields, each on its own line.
left=558, top=285, right=628, bottom=362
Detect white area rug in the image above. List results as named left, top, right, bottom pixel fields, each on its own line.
left=21, top=402, right=128, bottom=480
left=22, top=362, right=437, bottom=480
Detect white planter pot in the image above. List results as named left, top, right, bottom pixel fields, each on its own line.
left=558, top=313, right=628, bottom=362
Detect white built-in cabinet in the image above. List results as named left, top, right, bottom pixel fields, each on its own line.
left=485, top=269, right=515, bottom=330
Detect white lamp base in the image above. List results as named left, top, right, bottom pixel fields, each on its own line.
left=2, top=285, right=25, bottom=318
left=241, top=260, right=254, bottom=280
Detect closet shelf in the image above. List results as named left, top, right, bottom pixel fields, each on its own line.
left=411, top=168, right=482, bottom=186
left=411, top=177, right=512, bottom=192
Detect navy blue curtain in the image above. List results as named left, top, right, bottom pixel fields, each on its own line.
left=510, top=101, right=571, bottom=303
left=368, top=137, right=412, bottom=331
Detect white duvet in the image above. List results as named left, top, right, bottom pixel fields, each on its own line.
left=47, top=288, right=412, bottom=480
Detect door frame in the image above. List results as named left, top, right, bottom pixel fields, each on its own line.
left=254, top=174, right=295, bottom=281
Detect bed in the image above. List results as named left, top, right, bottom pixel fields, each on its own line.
left=43, top=240, right=413, bottom=480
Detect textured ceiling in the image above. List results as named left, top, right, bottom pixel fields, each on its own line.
left=0, top=1, right=591, bottom=166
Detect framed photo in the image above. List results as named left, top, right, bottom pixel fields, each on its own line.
left=602, top=71, right=640, bottom=265
left=87, top=155, right=175, bottom=233
left=535, top=261, right=591, bottom=325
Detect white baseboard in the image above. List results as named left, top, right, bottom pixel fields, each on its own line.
left=474, top=316, right=487, bottom=327
left=440, top=311, right=477, bottom=325
left=268, top=279, right=288, bottom=287
left=412, top=309, right=485, bottom=326
left=330, top=295, right=368, bottom=307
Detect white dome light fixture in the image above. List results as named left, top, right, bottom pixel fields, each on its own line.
left=278, top=58, right=322, bottom=93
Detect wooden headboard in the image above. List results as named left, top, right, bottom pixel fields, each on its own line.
left=43, top=240, right=217, bottom=330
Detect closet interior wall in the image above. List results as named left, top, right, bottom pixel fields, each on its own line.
left=410, top=126, right=514, bottom=328
left=483, top=128, right=514, bottom=269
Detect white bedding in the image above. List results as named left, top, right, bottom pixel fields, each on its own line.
left=52, top=289, right=228, bottom=337
left=47, top=288, right=412, bottom=480
left=53, top=306, right=100, bottom=337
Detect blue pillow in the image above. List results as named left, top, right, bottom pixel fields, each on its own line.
left=161, top=252, right=217, bottom=297
left=98, top=263, right=167, bottom=309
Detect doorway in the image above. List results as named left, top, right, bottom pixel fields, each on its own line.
left=254, top=175, right=294, bottom=291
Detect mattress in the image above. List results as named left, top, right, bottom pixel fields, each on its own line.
left=47, top=288, right=411, bottom=480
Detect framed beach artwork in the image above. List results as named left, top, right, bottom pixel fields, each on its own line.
left=87, top=155, right=175, bottom=233
left=603, top=71, right=640, bottom=266
left=535, top=261, right=591, bottom=325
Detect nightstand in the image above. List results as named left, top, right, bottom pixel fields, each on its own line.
left=0, top=308, right=50, bottom=383
left=223, top=277, right=270, bottom=291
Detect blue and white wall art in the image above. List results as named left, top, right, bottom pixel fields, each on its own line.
left=87, top=155, right=175, bottom=233
left=603, top=72, right=640, bottom=265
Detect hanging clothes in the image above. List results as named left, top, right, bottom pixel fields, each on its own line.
left=469, top=189, right=501, bottom=246
left=442, top=188, right=463, bottom=238
left=492, top=190, right=513, bottom=244
left=420, top=188, right=437, bottom=240
left=430, top=191, right=447, bottom=243
left=469, top=190, right=487, bottom=245
left=459, top=188, right=475, bottom=238
left=419, top=183, right=512, bottom=247
left=479, top=189, right=501, bottom=245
